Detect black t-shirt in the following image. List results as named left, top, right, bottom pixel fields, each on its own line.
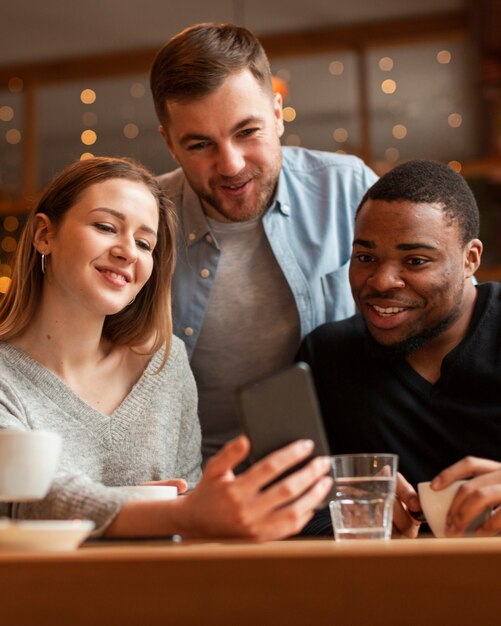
left=297, top=282, right=501, bottom=487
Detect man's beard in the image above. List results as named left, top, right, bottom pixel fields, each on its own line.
left=367, top=307, right=462, bottom=360
left=199, top=169, right=278, bottom=223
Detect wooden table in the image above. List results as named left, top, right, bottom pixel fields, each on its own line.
left=1, top=536, right=500, bottom=626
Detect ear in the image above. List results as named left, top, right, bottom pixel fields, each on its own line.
left=159, top=124, right=180, bottom=164
left=32, top=213, right=54, bottom=255
left=464, top=238, right=483, bottom=279
left=273, top=92, right=284, bottom=139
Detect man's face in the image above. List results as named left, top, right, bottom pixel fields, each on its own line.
left=349, top=198, right=480, bottom=356
left=161, top=69, right=284, bottom=223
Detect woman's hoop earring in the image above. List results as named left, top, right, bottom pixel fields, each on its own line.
left=41, top=253, right=47, bottom=275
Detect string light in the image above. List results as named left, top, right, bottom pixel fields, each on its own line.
left=378, top=57, right=394, bottom=71
left=0, top=106, right=14, bottom=122
left=80, top=89, right=96, bottom=104
left=123, top=123, right=139, bottom=139
left=333, top=128, right=348, bottom=143
left=448, top=113, right=462, bottom=128
left=5, top=129, right=21, bottom=144
left=437, top=50, right=452, bottom=64
left=329, top=61, right=344, bottom=76
left=392, top=124, right=407, bottom=140
left=81, top=130, right=97, bottom=145
left=285, top=134, right=301, bottom=146
left=381, top=79, right=397, bottom=94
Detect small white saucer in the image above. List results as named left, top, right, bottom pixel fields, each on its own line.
left=0, top=519, right=95, bottom=551
left=120, top=485, right=177, bottom=501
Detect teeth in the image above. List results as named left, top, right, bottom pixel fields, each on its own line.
left=104, top=270, right=126, bottom=283
left=373, top=304, right=405, bottom=316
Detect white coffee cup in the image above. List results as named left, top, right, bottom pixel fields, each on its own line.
left=0, top=430, right=62, bottom=501
left=418, top=480, right=490, bottom=538
left=120, top=485, right=178, bottom=501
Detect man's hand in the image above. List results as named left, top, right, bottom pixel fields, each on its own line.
left=431, top=457, right=501, bottom=536
left=392, top=472, right=421, bottom=538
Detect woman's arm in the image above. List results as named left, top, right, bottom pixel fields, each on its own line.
left=105, top=435, right=332, bottom=541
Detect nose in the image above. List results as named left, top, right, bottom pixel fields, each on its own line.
left=216, top=142, right=245, bottom=177
left=366, top=262, right=405, bottom=292
left=111, top=235, right=137, bottom=264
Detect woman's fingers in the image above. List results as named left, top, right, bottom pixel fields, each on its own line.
left=255, top=475, right=334, bottom=542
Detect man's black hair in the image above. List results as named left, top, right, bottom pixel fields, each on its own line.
left=356, top=159, right=479, bottom=244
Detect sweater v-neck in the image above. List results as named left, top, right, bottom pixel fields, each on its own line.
left=0, top=342, right=164, bottom=446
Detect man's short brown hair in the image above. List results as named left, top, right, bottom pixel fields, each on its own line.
left=150, top=22, right=273, bottom=127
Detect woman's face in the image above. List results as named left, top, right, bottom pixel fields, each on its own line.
left=42, top=178, right=159, bottom=317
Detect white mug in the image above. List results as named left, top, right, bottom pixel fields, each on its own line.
left=418, top=480, right=490, bottom=538
left=0, top=430, right=62, bottom=501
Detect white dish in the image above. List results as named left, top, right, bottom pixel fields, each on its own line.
left=120, top=485, right=178, bottom=501
left=0, top=519, right=95, bottom=551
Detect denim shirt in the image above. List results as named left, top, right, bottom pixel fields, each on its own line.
left=158, top=147, right=378, bottom=359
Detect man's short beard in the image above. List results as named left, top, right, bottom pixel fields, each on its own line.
left=199, top=178, right=276, bottom=223
left=368, top=308, right=462, bottom=360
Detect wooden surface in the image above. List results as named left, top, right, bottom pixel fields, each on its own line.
left=1, top=536, right=501, bottom=626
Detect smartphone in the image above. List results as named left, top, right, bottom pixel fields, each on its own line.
left=237, top=362, right=333, bottom=496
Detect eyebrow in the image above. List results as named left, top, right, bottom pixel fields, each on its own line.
left=90, top=207, right=157, bottom=237
left=353, top=238, right=437, bottom=251
left=179, top=116, right=264, bottom=148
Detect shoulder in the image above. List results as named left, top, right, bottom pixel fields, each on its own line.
left=169, top=334, right=189, bottom=363
left=148, top=335, right=190, bottom=373
left=480, top=281, right=501, bottom=301
left=306, top=314, right=366, bottom=345
left=0, top=344, right=31, bottom=416
left=475, top=281, right=501, bottom=326
left=298, top=315, right=366, bottom=364
left=0, top=343, right=27, bottom=382
left=156, top=167, right=186, bottom=198
left=281, top=146, right=377, bottom=181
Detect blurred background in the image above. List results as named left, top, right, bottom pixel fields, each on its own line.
left=1, top=0, right=500, bottom=288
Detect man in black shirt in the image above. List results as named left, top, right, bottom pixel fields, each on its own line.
left=299, top=159, right=501, bottom=534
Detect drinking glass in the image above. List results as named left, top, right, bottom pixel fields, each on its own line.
left=329, top=453, right=398, bottom=540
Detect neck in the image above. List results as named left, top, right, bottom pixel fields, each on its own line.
left=9, top=290, right=111, bottom=374
left=406, top=283, right=478, bottom=384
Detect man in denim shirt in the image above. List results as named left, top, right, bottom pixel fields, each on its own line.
left=150, top=23, right=377, bottom=465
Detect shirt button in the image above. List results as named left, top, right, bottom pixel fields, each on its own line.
left=205, top=234, right=213, bottom=244
left=200, top=268, right=210, bottom=278
left=281, top=204, right=291, bottom=215
left=188, top=232, right=196, bottom=241
left=184, top=327, right=194, bottom=336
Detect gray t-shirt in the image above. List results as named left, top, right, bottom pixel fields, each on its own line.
left=190, top=217, right=300, bottom=464
left=0, top=337, right=201, bottom=534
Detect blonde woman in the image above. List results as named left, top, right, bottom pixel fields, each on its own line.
left=0, top=157, right=331, bottom=540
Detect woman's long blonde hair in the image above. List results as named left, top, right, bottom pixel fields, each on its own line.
left=0, top=157, right=177, bottom=364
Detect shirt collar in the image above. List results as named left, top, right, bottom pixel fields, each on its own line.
left=180, top=179, right=212, bottom=247
left=273, top=167, right=292, bottom=217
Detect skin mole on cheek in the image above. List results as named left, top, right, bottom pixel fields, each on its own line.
left=46, top=335, right=52, bottom=340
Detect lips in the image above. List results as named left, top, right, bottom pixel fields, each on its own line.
left=96, top=266, right=132, bottom=286
left=363, top=301, right=413, bottom=330
left=219, top=179, right=252, bottom=196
